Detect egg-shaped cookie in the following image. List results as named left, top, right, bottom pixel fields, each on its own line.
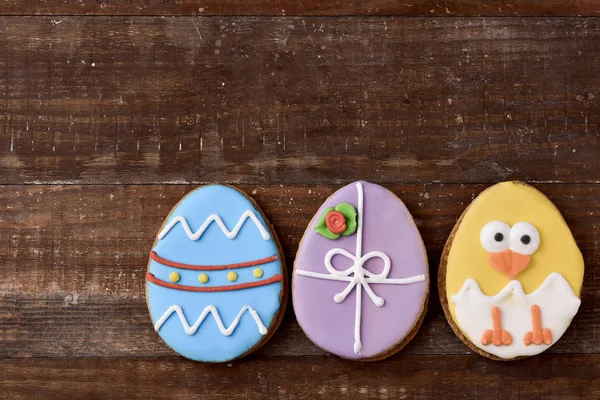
left=293, top=181, right=429, bottom=360
left=439, top=181, right=583, bottom=360
left=146, top=185, right=287, bottom=362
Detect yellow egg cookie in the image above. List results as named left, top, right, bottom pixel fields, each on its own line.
left=439, top=181, right=583, bottom=360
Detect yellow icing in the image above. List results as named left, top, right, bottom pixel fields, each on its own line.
left=198, top=273, right=209, bottom=283
left=253, top=268, right=264, bottom=278
left=446, top=182, right=584, bottom=321
left=169, top=272, right=180, bottom=283
left=227, top=271, right=238, bottom=282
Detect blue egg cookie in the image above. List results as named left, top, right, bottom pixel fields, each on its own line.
left=146, top=185, right=287, bottom=362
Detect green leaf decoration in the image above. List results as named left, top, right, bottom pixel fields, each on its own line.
left=314, top=207, right=340, bottom=239
left=314, top=203, right=358, bottom=239
left=335, top=202, right=358, bottom=236
left=315, top=225, right=340, bottom=240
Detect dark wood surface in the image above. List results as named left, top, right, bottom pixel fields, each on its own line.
left=2, top=355, right=600, bottom=398
left=0, top=2, right=599, bottom=399
left=1, top=17, right=598, bottom=185
left=1, top=0, right=600, bottom=16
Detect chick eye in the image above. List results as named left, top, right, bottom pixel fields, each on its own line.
left=509, top=221, right=540, bottom=255
left=480, top=221, right=511, bottom=253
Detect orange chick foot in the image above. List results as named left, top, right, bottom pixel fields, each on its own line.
left=481, top=306, right=512, bottom=346
left=524, top=328, right=552, bottom=346
left=524, top=304, right=553, bottom=346
left=482, top=328, right=512, bottom=346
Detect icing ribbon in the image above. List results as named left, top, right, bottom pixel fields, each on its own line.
left=146, top=272, right=283, bottom=292
left=295, top=182, right=426, bottom=355
left=150, top=251, right=279, bottom=271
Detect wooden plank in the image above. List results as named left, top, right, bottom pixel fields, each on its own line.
left=0, top=183, right=597, bottom=357
left=2, top=355, right=600, bottom=399
left=0, top=17, right=599, bottom=185
left=1, top=1, right=600, bottom=17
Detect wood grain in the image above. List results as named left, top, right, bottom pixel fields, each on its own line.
left=2, top=355, right=600, bottom=399
left=0, top=183, right=597, bottom=358
left=1, top=1, right=600, bottom=17
left=0, top=17, right=599, bottom=185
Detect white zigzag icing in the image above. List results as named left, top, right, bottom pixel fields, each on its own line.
left=158, top=210, right=271, bottom=241
left=154, top=304, right=268, bottom=336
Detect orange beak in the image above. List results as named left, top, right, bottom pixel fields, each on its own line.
left=488, top=249, right=531, bottom=279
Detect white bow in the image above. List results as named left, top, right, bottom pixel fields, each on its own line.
left=325, top=248, right=391, bottom=307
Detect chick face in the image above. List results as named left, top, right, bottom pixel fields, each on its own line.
left=480, top=220, right=540, bottom=279
left=445, top=182, right=584, bottom=312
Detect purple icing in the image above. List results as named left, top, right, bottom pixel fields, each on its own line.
left=293, top=181, right=429, bottom=359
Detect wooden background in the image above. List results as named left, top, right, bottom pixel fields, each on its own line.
left=0, top=1, right=599, bottom=398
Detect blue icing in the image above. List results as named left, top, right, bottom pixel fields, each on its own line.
left=147, top=282, right=283, bottom=362
left=153, top=185, right=276, bottom=265
left=146, top=185, right=284, bottom=362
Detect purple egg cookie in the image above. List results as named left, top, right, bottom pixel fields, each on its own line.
left=293, top=181, right=429, bottom=360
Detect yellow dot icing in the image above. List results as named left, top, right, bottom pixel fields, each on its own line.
left=445, top=181, right=584, bottom=321
left=227, top=271, right=238, bottom=282
left=198, top=274, right=209, bottom=284
left=253, top=268, right=264, bottom=278
left=169, top=272, right=180, bottom=283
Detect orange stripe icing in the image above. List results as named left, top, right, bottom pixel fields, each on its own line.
left=146, top=272, right=283, bottom=292
left=150, top=251, right=279, bottom=271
